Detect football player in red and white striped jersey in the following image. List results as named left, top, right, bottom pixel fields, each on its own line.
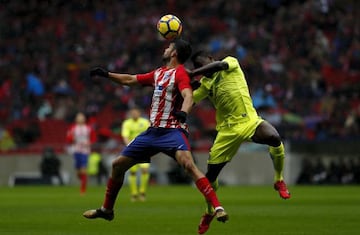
left=66, top=112, right=97, bottom=194
left=83, top=39, right=228, bottom=225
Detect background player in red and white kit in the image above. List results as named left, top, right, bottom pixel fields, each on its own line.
left=83, top=39, right=229, bottom=225
left=66, top=112, right=97, bottom=194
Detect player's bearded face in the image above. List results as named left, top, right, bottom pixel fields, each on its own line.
left=162, top=43, right=175, bottom=62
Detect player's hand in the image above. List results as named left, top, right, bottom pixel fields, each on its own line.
left=190, top=80, right=201, bottom=90
left=173, top=111, right=187, bottom=123
left=90, top=67, right=109, bottom=78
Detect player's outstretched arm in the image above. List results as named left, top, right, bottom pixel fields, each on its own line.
left=108, top=72, right=137, bottom=86
left=90, top=67, right=138, bottom=86
left=190, top=61, right=229, bottom=78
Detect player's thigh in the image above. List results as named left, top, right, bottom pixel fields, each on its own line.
left=121, top=130, right=159, bottom=162
left=209, top=130, right=243, bottom=164
left=209, top=119, right=262, bottom=164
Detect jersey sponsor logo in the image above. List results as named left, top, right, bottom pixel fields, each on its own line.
left=154, top=85, right=163, bottom=97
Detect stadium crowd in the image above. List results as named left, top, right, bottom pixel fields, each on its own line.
left=0, top=0, right=359, bottom=153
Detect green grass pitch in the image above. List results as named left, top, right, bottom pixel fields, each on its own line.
left=0, top=185, right=359, bottom=235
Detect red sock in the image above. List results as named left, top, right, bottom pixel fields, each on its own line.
left=195, top=177, right=221, bottom=208
left=80, top=173, right=87, bottom=193
left=103, top=178, right=123, bottom=210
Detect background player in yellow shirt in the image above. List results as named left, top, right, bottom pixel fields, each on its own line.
left=121, top=107, right=151, bottom=202
left=189, top=50, right=291, bottom=234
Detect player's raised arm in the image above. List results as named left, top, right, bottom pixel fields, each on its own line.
left=190, top=61, right=229, bottom=78
left=189, top=50, right=229, bottom=78
left=90, top=67, right=138, bottom=86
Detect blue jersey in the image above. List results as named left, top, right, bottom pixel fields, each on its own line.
left=121, top=127, right=191, bottom=162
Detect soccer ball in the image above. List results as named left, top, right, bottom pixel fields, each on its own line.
left=157, top=14, right=182, bottom=40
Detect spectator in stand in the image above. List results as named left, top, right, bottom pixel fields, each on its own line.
left=37, top=100, right=53, bottom=121
left=25, top=70, right=45, bottom=97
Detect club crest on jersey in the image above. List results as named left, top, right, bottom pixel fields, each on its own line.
left=157, top=69, right=175, bottom=88
left=162, top=71, right=173, bottom=83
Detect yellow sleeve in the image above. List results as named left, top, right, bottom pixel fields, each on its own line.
left=193, top=78, right=209, bottom=103
left=223, top=56, right=239, bottom=71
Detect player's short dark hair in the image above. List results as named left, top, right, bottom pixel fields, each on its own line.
left=190, top=50, right=211, bottom=68
left=190, top=50, right=210, bottom=63
left=174, top=39, right=192, bottom=64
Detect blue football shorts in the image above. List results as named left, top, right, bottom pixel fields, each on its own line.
left=74, top=152, right=89, bottom=169
left=121, top=127, right=191, bottom=162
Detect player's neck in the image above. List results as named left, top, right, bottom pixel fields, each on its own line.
left=166, top=59, right=179, bottom=69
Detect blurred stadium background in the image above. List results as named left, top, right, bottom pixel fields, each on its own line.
left=0, top=0, right=359, bottom=187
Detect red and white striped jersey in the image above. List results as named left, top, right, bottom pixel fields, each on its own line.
left=66, top=124, right=96, bottom=154
left=136, top=64, right=191, bottom=130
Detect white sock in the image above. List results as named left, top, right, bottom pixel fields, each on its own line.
left=214, top=206, right=224, bottom=212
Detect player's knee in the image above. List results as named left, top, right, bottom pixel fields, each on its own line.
left=111, top=160, right=120, bottom=173
left=111, top=157, right=128, bottom=173
left=268, top=133, right=282, bottom=147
